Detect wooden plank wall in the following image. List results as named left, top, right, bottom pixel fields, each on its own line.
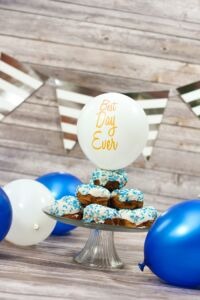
left=0, top=1, right=200, bottom=299
left=0, top=0, right=199, bottom=211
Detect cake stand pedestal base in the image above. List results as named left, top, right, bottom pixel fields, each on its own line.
left=74, top=229, right=124, bottom=270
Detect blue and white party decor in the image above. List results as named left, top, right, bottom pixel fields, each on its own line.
left=54, top=79, right=169, bottom=160
left=178, top=81, right=200, bottom=119
left=0, top=187, right=12, bottom=241
left=77, top=92, right=149, bottom=170
left=0, top=52, right=44, bottom=120
left=3, top=179, right=56, bottom=246
left=139, top=199, right=200, bottom=288
left=37, top=172, right=82, bottom=235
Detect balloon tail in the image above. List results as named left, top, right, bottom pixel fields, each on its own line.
left=138, top=261, right=146, bottom=271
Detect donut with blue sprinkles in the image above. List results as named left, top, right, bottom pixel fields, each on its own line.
left=119, top=206, right=158, bottom=228
left=90, top=168, right=128, bottom=191
left=49, top=195, right=83, bottom=219
left=83, top=204, right=120, bottom=225
left=110, top=188, right=144, bottom=209
left=76, top=183, right=110, bottom=206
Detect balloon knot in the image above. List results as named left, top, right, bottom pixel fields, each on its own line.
left=33, top=224, right=40, bottom=230
left=138, top=261, right=146, bottom=271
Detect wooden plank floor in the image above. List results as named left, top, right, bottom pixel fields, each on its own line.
left=0, top=0, right=200, bottom=298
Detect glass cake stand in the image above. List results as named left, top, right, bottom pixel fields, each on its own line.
left=44, top=207, right=148, bottom=270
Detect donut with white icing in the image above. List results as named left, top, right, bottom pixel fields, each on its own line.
left=119, top=206, right=158, bottom=228
left=83, top=203, right=120, bottom=225
left=49, top=195, right=83, bottom=219
left=76, top=184, right=110, bottom=206
left=90, top=168, right=128, bottom=191
left=110, top=188, right=144, bottom=209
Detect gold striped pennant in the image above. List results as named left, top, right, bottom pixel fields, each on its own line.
left=126, top=91, right=169, bottom=159
left=177, top=81, right=200, bottom=119
left=0, top=53, right=44, bottom=120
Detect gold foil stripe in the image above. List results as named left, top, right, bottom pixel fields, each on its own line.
left=60, top=116, right=77, bottom=125
left=63, top=132, right=78, bottom=142
left=178, top=81, right=200, bottom=118
left=178, top=81, right=200, bottom=95
left=126, top=90, right=169, bottom=100
left=0, top=70, right=34, bottom=94
left=189, top=99, right=200, bottom=108
left=0, top=52, right=45, bottom=83
left=58, top=98, right=84, bottom=109
left=54, top=79, right=101, bottom=97
left=1, top=53, right=28, bottom=74
left=144, top=108, right=165, bottom=115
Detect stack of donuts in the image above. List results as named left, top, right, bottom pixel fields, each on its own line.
left=49, top=169, right=158, bottom=228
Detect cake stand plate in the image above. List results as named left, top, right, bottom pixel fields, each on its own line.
left=44, top=207, right=148, bottom=270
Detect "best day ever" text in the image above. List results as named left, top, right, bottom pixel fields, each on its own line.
left=91, top=99, right=118, bottom=151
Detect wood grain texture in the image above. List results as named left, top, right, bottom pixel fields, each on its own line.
left=1, top=0, right=200, bottom=41
left=52, top=0, right=200, bottom=23
left=1, top=35, right=200, bottom=86
left=0, top=0, right=200, bottom=299
left=1, top=9, right=200, bottom=64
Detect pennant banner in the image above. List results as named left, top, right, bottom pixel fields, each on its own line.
left=177, top=81, right=200, bottom=119
left=55, top=79, right=169, bottom=159
left=0, top=53, right=44, bottom=120
left=126, top=91, right=169, bottom=159
left=55, top=79, right=100, bottom=150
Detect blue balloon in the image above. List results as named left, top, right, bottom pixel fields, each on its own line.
left=139, top=200, right=200, bottom=288
left=37, top=172, right=82, bottom=236
left=0, top=187, right=12, bottom=240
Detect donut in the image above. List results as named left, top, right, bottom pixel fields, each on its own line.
left=76, top=184, right=110, bottom=206
left=119, top=206, right=158, bottom=228
left=49, top=196, right=83, bottom=220
left=83, top=203, right=120, bottom=225
left=110, top=188, right=144, bottom=209
left=90, top=168, right=128, bottom=192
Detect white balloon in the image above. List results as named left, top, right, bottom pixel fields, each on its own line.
left=77, top=92, right=149, bottom=169
left=3, top=179, right=56, bottom=246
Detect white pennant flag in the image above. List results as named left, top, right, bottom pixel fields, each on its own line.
left=55, top=79, right=169, bottom=159
left=55, top=79, right=99, bottom=150
left=177, top=81, right=200, bottom=119
left=0, top=53, right=44, bottom=120
left=126, top=91, right=169, bottom=159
